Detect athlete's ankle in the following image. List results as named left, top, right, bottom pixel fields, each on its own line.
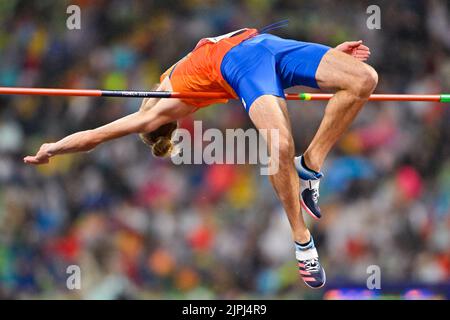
left=293, top=229, right=311, bottom=245
left=302, top=153, right=322, bottom=173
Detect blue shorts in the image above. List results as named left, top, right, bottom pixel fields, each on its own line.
left=220, top=34, right=331, bottom=112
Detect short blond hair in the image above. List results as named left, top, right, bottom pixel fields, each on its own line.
left=139, top=121, right=178, bottom=158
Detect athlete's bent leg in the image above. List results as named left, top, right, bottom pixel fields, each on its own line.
left=303, top=49, right=378, bottom=172
left=297, top=49, right=378, bottom=220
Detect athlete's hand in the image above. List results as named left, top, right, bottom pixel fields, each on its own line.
left=24, top=143, right=54, bottom=165
left=336, top=40, right=371, bottom=62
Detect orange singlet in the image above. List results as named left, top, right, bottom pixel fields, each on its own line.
left=160, top=28, right=258, bottom=107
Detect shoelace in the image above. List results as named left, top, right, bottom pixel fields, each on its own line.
left=304, top=258, right=321, bottom=273
left=311, top=188, right=320, bottom=203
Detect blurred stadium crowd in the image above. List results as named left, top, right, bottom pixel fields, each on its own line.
left=0, top=0, right=449, bottom=299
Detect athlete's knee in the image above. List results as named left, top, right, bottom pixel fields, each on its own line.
left=350, top=65, right=378, bottom=98
left=275, top=136, right=295, bottom=163
left=362, top=65, right=378, bottom=93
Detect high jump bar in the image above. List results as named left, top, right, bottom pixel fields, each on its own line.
left=0, top=87, right=449, bottom=103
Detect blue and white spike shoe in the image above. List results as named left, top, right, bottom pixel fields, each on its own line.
left=295, top=237, right=326, bottom=289
left=294, top=155, right=324, bottom=220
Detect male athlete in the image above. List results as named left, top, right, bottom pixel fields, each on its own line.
left=24, top=26, right=377, bottom=289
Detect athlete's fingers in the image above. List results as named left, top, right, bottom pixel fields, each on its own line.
left=354, top=52, right=370, bottom=58
left=354, top=53, right=369, bottom=59
left=23, top=155, right=49, bottom=165
left=352, top=44, right=369, bottom=51
left=356, top=48, right=370, bottom=54
left=336, top=41, right=360, bottom=52
left=357, top=44, right=370, bottom=51
left=355, top=48, right=370, bottom=56
left=352, top=43, right=369, bottom=50
left=346, top=40, right=363, bottom=48
left=24, top=156, right=38, bottom=164
left=354, top=50, right=370, bottom=58
left=354, top=55, right=369, bottom=62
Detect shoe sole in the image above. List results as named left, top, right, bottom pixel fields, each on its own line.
left=303, top=268, right=326, bottom=289
left=300, top=198, right=321, bottom=220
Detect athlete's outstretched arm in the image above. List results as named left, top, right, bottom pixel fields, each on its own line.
left=24, top=76, right=195, bottom=165
left=24, top=97, right=196, bottom=165
left=23, top=109, right=162, bottom=165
